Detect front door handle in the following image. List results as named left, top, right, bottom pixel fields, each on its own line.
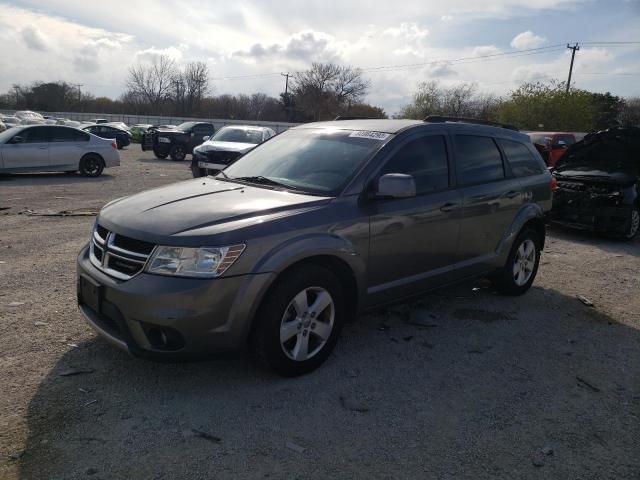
left=504, top=190, right=519, bottom=199
left=440, top=202, right=459, bottom=212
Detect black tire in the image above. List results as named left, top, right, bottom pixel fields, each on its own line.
left=493, top=227, right=541, bottom=296
left=250, top=265, right=346, bottom=377
left=170, top=144, right=187, bottom=161
left=79, top=154, right=104, bottom=177
left=623, top=207, right=640, bottom=240
left=116, top=139, right=123, bottom=150
left=153, top=147, right=169, bottom=160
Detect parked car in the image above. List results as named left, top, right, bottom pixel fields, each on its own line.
left=526, top=131, right=586, bottom=167
left=0, top=125, right=120, bottom=176
left=142, top=121, right=215, bottom=161
left=88, top=118, right=109, bottom=124
left=14, top=110, right=46, bottom=125
left=550, top=127, right=640, bottom=239
left=129, top=124, right=153, bottom=143
left=82, top=124, right=131, bottom=149
left=191, top=125, right=276, bottom=177
left=1, top=116, right=21, bottom=128
left=105, top=121, right=130, bottom=131
left=0, top=120, right=6, bottom=132
left=77, top=116, right=552, bottom=375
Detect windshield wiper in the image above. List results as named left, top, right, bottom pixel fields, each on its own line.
left=232, top=176, right=299, bottom=191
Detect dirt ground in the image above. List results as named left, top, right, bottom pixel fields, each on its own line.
left=1, top=147, right=638, bottom=480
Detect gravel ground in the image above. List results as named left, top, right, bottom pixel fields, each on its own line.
left=1, top=147, right=639, bottom=480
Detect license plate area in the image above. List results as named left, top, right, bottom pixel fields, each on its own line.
left=198, top=161, right=225, bottom=170
left=79, top=275, right=103, bottom=313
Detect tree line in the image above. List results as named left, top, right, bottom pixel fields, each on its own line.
left=1, top=56, right=638, bottom=131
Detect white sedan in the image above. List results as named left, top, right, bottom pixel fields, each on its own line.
left=0, top=125, right=120, bottom=176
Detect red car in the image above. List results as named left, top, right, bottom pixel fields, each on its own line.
left=526, top=132, right=586, bottom=167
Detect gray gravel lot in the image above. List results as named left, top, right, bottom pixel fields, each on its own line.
left=1, top=147, right=639, bottom=479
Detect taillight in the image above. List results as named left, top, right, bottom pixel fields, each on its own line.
left=550, top=176, right=558, bottom=191
left=111, top=141, right=117, bottom=149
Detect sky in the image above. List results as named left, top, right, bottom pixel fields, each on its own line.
left=0, top=0, right=638, bottom=115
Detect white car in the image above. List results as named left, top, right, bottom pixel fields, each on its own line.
left=14, top=110, right=47, bottom=125
left=1, top=116, right=22, bottom=129
left=191, top=125, right=276, bottom=177
left=0, top=125, right=120, bottom=176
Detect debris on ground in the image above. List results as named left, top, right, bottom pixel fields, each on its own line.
left=21, top=208, right=99, bottom=217
left=34, top=321, right=49, bottom=326
left=286, top=440, right=306, bottom=453
left=190, top=429, right=221, bottom=443
left=82, top=399, right=98, bottom=407
left=8, top=450, right=25, bottom=460
left=339, top=396, right=370, bottom=413
left=577, top=376, right=601, bottom=392
left=541, top=447, right=554, bottom=456
left=7, top=302, right=25, bottom=307
left=58, top=368, right=94, bottom=377
left=577, top=295, right=594, bottom=307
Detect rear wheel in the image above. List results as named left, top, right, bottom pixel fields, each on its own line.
left=493, top=227, right=541, bottom=296
left=250, top=265, right=345, bottom=376
left=624, top=207, right=640, bottom=240
left=170, top=144, right=187, bottom=161
left=79, top=154, right=104, bottom=177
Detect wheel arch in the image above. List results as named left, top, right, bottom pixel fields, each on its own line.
left=80, top=151, right=105, bottom=167
left=498, top=203, right=547, bottom=255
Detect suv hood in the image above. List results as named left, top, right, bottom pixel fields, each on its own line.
left=98, top=178, right=330, bottom=244
left=197, top=140, right=257, bottom=153
left=555, top=167, right=637, bottom=185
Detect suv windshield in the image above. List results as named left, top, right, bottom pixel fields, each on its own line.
left=222, top=128, right=389, bottom=195
left=176, top=122, right=198, bottom=132
left=212, top=127, right=263, bottom=144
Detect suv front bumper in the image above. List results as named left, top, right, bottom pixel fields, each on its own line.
left=76, top=244, right=275, bottom=359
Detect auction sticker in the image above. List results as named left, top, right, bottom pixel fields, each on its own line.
left=348, top=130, right=390, bottom=141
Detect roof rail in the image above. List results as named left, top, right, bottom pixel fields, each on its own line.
left=424, top=115, right=519, bottom=131
left=333, top=115, right=379, bottom=121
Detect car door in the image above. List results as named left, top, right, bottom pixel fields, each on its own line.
left=451, top=134, right=523, bottom=277
left=1, top=126, right=50, bottom=170
left=49, top=127, right=90, bottom=169
left=367, top=133, right=461, bottom=305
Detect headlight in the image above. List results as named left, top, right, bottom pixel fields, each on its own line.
left=146, top=244, right=245, bottom=278
left=158, top=137, right=171, bottom=143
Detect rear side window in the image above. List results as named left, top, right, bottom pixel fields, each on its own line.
left=380, top=135, right=449, bottom=194
left=453, top=135, right=504, bottom=186
left=501, top=139, right=543, bottom=177
left=50, top=127, right=90, bottom=142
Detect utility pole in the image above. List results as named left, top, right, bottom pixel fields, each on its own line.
left=13, top=85, right=19, bottom=108
left=566, top=43, right=579, bottom=93
left=74, top=84, right=83, bottom=112
left=281, top=72, right=291, bottom=95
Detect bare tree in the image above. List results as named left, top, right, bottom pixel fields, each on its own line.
left=125, top=56, right=176, bottom=115
left=172, top=61, right=210, bottom=116
left=292, top=63, right=370, bottom=120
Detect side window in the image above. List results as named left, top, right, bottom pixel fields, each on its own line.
left=500, top=139, right=543, bottom=177
left=50, top=127, right=76, bottom=142
left=380, top=135, right=449, bottom=194
left=453, top=135, right=504, bottom=186
left=553, top=134, right=575, bottom=146
left=22, top=127, right=49, bottom=143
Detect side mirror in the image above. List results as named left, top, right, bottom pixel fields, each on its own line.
left=202, top=136, right=210, bottom=141
left=10, top=135, right=24, bottom=144
left=375, top=173, right=416, bottom=199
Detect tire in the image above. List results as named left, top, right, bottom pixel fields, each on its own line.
left=116, top=139, right=123, bottom=150
left=493, top=227, right=541, bottom=296
left=623, top=207, right=640, bottom=240
left=153, top=147, right=169, bottom=160
left=170, top=144, right=187, bottom=161
left=79, top=154, right=104, bottom=177
left=250, top=265, right=346, bottom=376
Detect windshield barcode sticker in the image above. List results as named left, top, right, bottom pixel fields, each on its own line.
left=349, top=131, right=390, bottom=141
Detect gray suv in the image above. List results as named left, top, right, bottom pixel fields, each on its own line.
left=77, top=117, right=552, bottom=376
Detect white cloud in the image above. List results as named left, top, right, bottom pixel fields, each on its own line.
left=20, top=25, right=48, bottom=51
left=135, top=46, right=185, bottom=62
left=472, top=45, right=502, bottom=57
left=383, top=22, right=429, bottom=40
left=510, top=31, right=547, bottom=50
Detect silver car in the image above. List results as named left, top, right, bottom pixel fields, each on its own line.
left=0, top=125, right=120, bottom=176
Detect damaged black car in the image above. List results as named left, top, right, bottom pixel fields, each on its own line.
left=550, top=127, right=640, bottom=240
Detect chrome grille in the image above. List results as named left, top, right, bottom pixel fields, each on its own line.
left=89, top=225, right=154, bottom=280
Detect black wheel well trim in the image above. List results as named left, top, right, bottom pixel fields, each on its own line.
left=521, top=217, right=546, bottom=250
left=247, top=254, right=360, bottom=339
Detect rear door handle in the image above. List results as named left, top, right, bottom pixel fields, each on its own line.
left=440, top=202, right=459, bottom=212
left=504, top=190, right=519, bottom=199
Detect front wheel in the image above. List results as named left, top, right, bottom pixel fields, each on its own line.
left=250, top=265, right=345, bottom=376
left=623, top=207, right=639, bottom=240
left=493, top=227, right=541, bottom=296
left=170, top=144, right=187, bottom=161
left=153, top=147, right=169, bottom=160
left=79, top=154, right=104, bottom=177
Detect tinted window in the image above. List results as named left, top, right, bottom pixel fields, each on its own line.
left=501, top=139, right=542, bottom=177
left=553, top=134, right=575, bottom=146
left=381, top=135, right=449, bottom=194
left=50, top=127, right=90, bottom=142
left=212, top=127, right=263, bottom=144
left=454, top=135, right=504, bottom=186
left=21, top=126, right=49, bottom=143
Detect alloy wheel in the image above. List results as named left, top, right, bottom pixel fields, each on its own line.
left=628, top=209, right=640, bottom=238
left=279, top=287, right=335, bottom=362
left=513, top=239, right=536, bottom=286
